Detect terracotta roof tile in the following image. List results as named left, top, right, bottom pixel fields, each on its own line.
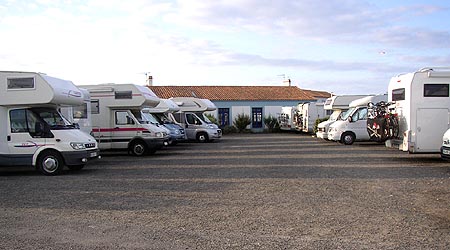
left=148, top=86, right=327, bottom=101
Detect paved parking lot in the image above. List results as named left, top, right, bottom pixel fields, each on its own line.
left=1, top=133, right=449, bottom=249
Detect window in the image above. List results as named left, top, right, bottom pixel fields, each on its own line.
left=186, top=113, right=201, bottom=125
left=10, top=109, right=28, bottom=133
left=115, top=91, right=132, bottom=99
left=172, top=113, right=182, bottom=123
left=351, top=107, right=368, bottom=121
left=392, top=88, right=405, bottom=101
left=73, top=104, right=88, bottom=119
left=424, top=84, right=449, bottom=97
left=7, top=77, right=35, bottom=89
left=91, top=100, right=100, bottom=114
left=218, top=108, right=230, bottom=127
left=115, top=111, right=135, bottom=125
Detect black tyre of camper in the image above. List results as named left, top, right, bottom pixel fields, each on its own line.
left=341, top=132, right=356, bottom=145
left=130, top=140, right=148, bottom=156
left=196, top=132, right=209, bottom=143
left=37, top=150, right=64, bottom=176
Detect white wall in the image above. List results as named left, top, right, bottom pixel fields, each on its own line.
left=231, top=106, right=251, bottom=128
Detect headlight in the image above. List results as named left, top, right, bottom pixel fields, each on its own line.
left=70, top=142, right=86, bottom=150
left=207, top=124, right=215, bottom=129
left=173, top=129, right=180, bottom=135
left=155, top=132, right=163, bottom=137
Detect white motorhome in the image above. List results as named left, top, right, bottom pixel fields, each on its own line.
left=279, top=106, right=299, bottom=131
left=83, top=83, right=169, bottom=156
left=59, top=88, right=92, bottom=135
left=0, top=71, right=99, bottom=175
left=386, top=67, right=450, bottom=153
left=328, top=94, right=387, bottom=145
left=168, top=97, right=222, bottom=142
left=298, top=102, right=327, bottom=133
left=142, top=99, right=186, bottom=145
left=316, top=95, right=369, bottom=139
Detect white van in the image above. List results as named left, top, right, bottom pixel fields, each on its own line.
left=440, top=128, right=450, bottom=159
left=0, top=71, right=99, bottom=175
left=386, top=67, right=450, bottom=153
left=298, top=101, right=327, bottom=133
left=316, top=95, right=370, bottom=139
left=328, top=95, right=387, bottom=145
left=83, top=83, right=170, bottom=156
left=168, top=97, right=222, bottom=142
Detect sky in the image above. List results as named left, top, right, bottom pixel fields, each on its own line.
left=1, top=0, right=449, bottom=95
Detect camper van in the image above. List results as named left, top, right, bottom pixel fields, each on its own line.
left=386, top=67, right=450, bottom=153
left=142, top=99, right=186, bottom=145
left=298, top=102, right=327, bottom=133
left=316, top=95, right=369, bottom=139
left=83, top=83, right=169, bottom=156
left=0, top=71, right=99, bottom=175
left=168, top=97, right=222, bottom=142
left=59, top=88, right=92, bottom=135
left=279, top=106, right=299, bottom=131
left=328, top=95, right=387, bottom=145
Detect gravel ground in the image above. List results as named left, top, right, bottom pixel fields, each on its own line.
left=0, top=133, right=449, bottom=250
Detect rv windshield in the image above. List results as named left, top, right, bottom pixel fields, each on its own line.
left=141, top=112, right=160, bottom=125
left=31, top=107, right=75, bottom=130
left=153, top=113, right=174, bottom=124
left=340, top=108, right=355, bottom=121
left=195, top=112, right=212, bottom=124
left=329, top=110, right=342, bottom=121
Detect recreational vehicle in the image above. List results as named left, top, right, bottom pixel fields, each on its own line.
left=386, top=67, right=450, bottom=153
left=279, top=106, right=299, bottom=131
left=0, top=71, right=99, bottom=175
left=168, top=97, right=222, bottom=142
left=441, top=128, right=450, bottom=159
left=328, top=95, right=387, bottom=145
left=142, top=99, right=186, bottom=145
left=83, top=83, right=169, bottom=156
left=316, top=95, right=369, bottom=139
left=298, top=102, right=327, bottom=133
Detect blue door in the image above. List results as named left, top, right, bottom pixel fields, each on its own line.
left=218, top=108, right=230, bottom=128
left=252, top=107, right=263, bottom=128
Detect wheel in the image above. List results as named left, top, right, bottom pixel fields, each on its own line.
left=341, top=132, right=355, bottom=145
left=130, top=140, right=148, bottom=156
left=67, top=165, right=85, bottom=171
left=196, top=132, right=209, bottom=143
left=37, top=151, right=64, bottom=175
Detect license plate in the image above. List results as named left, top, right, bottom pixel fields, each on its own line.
left=90, top=152, right=98, bottom=157
left=443, top=149, right=450, bottom=155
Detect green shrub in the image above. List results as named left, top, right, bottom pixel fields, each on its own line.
left=264, top=115, right=279, bottom=132
left=314, top=117, right=329, bottom=133
left=222, top=125, right=237, bottom=134
left=233, top=113, right=251, bottom=133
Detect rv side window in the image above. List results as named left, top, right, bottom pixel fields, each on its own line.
left=91, top=100, right=100, bottom=114
left=115, top=91, right=132, bottom=99
left=73, top=104, right=88, bottom=119
left=424, top=84, right=449, bottom=97
left=7, top=77, right=35, bottom=89
left=115, top=111, right=135, bottom=125
left=9, top=109, right=40, bottom=134
left=392, top=88, right=405, bottom=101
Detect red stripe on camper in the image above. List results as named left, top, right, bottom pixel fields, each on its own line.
left=92, top=127, right=149, bottom=132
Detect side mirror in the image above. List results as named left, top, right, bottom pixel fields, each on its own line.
left=347, top=117, right=353, bottom=123
left=185, top=124, right=189, bottom=128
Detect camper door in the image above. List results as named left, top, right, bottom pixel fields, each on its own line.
left=8, top=108, right=49, bottom=165
left=349, top=107, right=370, bottom=140
left=112, top=110, right=138, bottom=149
left=184, top=112, right=203, bottom=139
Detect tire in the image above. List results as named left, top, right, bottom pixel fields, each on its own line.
left=341, top=132, right=355, bottom=145
left=196, top=132, right=209, bottom=143
left=67, top=165, right=85, bottom=171
left=130, top=140, right=148, bottom=156
left=37, top=150, right=64, bottom=176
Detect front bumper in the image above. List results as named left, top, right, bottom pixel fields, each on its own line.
left=61, top=149, right=100, bottom=166
left=208, top=129, right=222, bottom=139
left=144, top=137, right=168, bottom=150
left=327, top=130, right=342, bottom=141
left=440, top=146, right=450, bottom=160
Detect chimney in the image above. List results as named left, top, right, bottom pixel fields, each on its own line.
left=146, top=74, right=153, bottom=86
left=283, top=78, right=292, bottom=86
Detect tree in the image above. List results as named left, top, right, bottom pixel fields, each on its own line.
left=233, top=113, right=251, bottom=133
